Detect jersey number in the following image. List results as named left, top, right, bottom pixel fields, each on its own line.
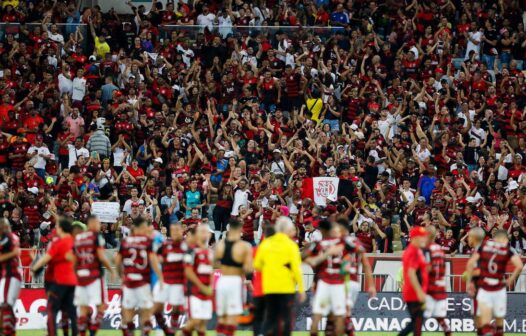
left=488, top=253, right=498, bottom=274
left=125, top=248, right=148, bottom=270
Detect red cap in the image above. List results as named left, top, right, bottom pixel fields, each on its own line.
left=351, top=176, right=360, bottom=182
left=409, top=226, right=429, bottom=239
left=131, top=202, right=139, bottom=207
left=435, top=68, right=444, bottom=74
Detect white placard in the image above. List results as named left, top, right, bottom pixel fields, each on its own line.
left=91, top=202, right=121, bottom=223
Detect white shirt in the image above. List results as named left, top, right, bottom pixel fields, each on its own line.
left=231, top=188, right=250, bottom=216
left=469, top=126, right=486, bottom=146
left=465, top=31, right=482, bottom=60
left=176, top=46, right=195, bottom=68
left=27, top=145, right=51, bottom=169
left=72, top=77, right=87, bottom=101
left=49, top=32, right=65, bottom=44
left=67, top=144, right=89, bottom=168
left=58, top=73, right=73, bottom=95
left=218, top=15, right=233, bottom=38
left=196, top=13, right=216, bottom=31
left=400, top=188, right=415, bottom=204
left=415, top=145, right=432, bottom=162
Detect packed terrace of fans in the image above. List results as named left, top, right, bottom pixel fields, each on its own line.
left=0, top=0, right=525, bottom=255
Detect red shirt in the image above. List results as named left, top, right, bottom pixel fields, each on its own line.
left=402, top=244, right=428, bottom=302
left=48, top=235, right=77, bottom=286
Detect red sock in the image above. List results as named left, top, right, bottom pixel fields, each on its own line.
left=171, top=311, right=181, bottom=330
left=182, top=329, right=192, bottom=336
left=480, top=324, right=494, bottom=336
left=142, top=320, right=152, bottom=336
left=436, top=317, right=451, bottom=336
left=216, top=322, right=225, bottom=335
left=310, top=332, right=318, bottom=336
left=495, top=325, right=503, bottom=336
left=89, top=311, right=104, bottom=335
left=78, top=316, right=88, bottom=336
left=345, top=316, right=355, bottom=336
left=225, top=324, right=237, bottom=336
left=197, top=331, right=206, bottom=336
left=2, top=305, right=15, bottom=336
left=121, top=322, right=133, bottom=336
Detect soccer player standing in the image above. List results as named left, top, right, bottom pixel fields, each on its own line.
left=152, top=222, right=188, bottom=336
left=31, top=218, right=78, bottom=336
left=304, top=220, right=353, bottom=336
left=336, top=217, right=376, bottom=336
left=423, top=226, right=451, bottom=336
left=399, top=226, right=429, bottom=336
left=115, top=218, right=163, bottom=336
left=73, top=215, right=116, bottom=336
left=214, top=218, right=253, bottom=336
left=0, top=218, right=22, bottom=336
left=465, top=227, right=485, bottom=333
left=466, top=229, right=523, bottom=336
left=182, top=224, right=214, bottom=336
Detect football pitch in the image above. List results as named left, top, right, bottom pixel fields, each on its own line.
left=13, top=332, right=525, bottom=336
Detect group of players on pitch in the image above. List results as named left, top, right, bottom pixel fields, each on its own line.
left=0, top=214, right=523, bottom=336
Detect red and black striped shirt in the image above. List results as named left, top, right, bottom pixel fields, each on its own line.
left=118, top=235, right=153, bottom=288
left=0, top=232, right=22, bottom=280
left=424, top=243, right=447, bottom=300
left=74, top=231, right=104, bottom=286
left=184, top=247, right=213, bottom=300
left=477, top=240, right=517, bottom=291
left=158, top=239, right=187, bottom=285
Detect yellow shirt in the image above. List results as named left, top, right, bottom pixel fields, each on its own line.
left=306, top=98, right=323, bottom=123
left=2, top=0, right=19, bottom=8
left=94, top=36, right=110, bottom=58
left=254, top=232, right=304, bottom=295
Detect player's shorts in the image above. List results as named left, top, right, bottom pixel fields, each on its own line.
left=312, top=280, right=346, bottom=316
left=215, top=275, right=243, bottom=316
left=476, top=288, right=507, bottom=318
left=0, top=277, right=21, bottom=306
left=122, top=284, right=153, bottom=309
left=424, top=295, right=447, bottom=318
left=187, top=295, right=213, bottom=320
left=346, top=280, right=360, bottom=309
left=153, top=282, right=185, bottom=306
left=74, top=278, right=108, bottom=306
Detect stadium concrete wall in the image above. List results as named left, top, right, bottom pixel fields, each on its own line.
left=14, top=290, right=526, bottom=332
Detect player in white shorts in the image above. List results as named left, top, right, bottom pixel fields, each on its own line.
left=0, top=218, right=22, bottom=336
left=153, top=223, right=188, bottom=336
left=115, top=219, right=163, bottom=336
left=214, top=218, right=253, bottom=335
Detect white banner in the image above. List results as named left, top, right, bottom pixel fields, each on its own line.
left=313, top=177, right=339, bottom=206
left=91, top=202, right=121, bottom=223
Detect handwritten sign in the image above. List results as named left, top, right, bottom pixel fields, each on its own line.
left=91, top=202, right=121, bottom=223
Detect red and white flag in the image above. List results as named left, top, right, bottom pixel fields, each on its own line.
left=302, top=177, right=340, bottom=206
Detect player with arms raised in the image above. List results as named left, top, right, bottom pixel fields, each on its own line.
left=466, top=229, right=523, bottom=336
left=423, top=226, right=451, bottom=336
left=182, top=224, right=214, bottom=336
left=115, top=218, right=163, bottom=336
left=152, top=222, right=188, bottom=336
left=73, top=215, right=116, bottom=336
left=214, top=218, right=253, bottom=336
left=0, top=218, right=22, bottom=336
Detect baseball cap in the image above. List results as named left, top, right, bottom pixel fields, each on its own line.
left=417, top=196, right=426, bottom=202
left=409, top=226, right=429, bottom=239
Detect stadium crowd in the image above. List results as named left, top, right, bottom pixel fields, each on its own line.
left=0, top=0, right=526, bottom=256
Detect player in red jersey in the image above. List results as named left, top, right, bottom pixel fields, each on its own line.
left=423, top=226, right=451, bottom=336
left=73, top=215, right=116, bottom=336
left=182, top=224, right=214, bottom=336
left=337, top=217, right=376, bottom=336
left=466, top=229, right=524, bottom=336
left=214, top=218, right=253, bottom=336
left=0, top=219, right=22, bottom=336
left=115, top=218, right=163, bottom=336
left=152, top=222, right=188, bottom=336
left=304, top=219, right=362, bottom=336
left=465, top=227, right=485, bottom=333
